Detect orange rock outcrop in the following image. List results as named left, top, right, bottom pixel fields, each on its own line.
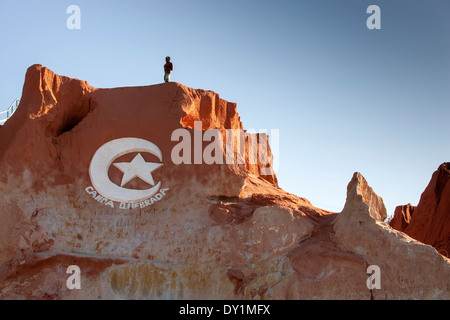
left=0, top=65, right=448, bottom=299
left=390, top=163, right=450, bottom=258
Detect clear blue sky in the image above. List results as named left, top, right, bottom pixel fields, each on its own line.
left=1, top=0, right=449, bottom=218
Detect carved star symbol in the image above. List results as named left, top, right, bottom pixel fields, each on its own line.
left=113, top=153, right=162, bottom=187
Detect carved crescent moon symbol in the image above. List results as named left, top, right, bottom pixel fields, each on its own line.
left=89, top=138, right=162, bottom=203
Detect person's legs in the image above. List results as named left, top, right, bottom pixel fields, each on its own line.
left=164, top=73, right=171, bottom=83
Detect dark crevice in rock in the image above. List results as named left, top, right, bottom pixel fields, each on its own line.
left=208, top=200, right=259, bottom=225
left=55, top=96, right=93, bottom=137
left=207, top=195, right=240, bottom=203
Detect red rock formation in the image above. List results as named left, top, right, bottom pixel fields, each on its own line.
left=0, top=65, right=449, bottom=299
left=390, top=203, right=415, bottom=231
left=390, top=163, right=450, bottom=258
left=333, top=172, right=450, bottom=299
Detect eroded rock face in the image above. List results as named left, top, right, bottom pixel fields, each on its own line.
left=390, top=163, right=450, bottom=258
left=390, top=204, right=415, bottom=231
left=344, top=172, right=387, bottom=222
left=333, top=172, right=450, bottom=299
left=0, top=65, right=448, bottom=299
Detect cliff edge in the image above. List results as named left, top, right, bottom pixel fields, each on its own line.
left=0, top=65, right=448, bottom=299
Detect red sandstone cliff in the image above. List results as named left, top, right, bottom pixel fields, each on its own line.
left=390, top=163, right=450, bottom=257
left=0, top=65, right=448, bottom=299
left=390, top=204, right=415, bottom=232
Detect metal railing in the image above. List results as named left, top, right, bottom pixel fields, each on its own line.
left=0, top=99, right=20, bottom=124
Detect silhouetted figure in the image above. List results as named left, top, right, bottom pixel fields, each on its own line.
left=164, top=56, right=173, bottom=83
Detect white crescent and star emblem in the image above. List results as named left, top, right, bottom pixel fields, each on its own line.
left=88, top=138, right=164, bottom=203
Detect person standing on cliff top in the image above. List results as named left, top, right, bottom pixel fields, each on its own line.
left=164, top=56, right=173, bottom=83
